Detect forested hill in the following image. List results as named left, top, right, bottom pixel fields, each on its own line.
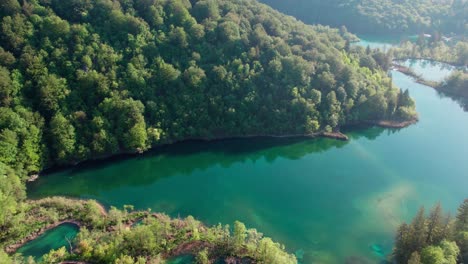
left=0, top=0, right=416, bottom=175
left=260, top=0, right=468, bottom=35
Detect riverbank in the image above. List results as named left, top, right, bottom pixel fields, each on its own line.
left=30, top=119, right=420, bottom=182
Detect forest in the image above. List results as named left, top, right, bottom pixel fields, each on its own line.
left=259, top=0, right=467, bottom=34
left=393, top=199, right=468, bottom=264
left=0, top=0, right=416, bottom=177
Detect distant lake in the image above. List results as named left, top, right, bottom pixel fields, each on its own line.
left=28, top=62, right=468, bottom=263
left=354, top=35, right=416, bottom=50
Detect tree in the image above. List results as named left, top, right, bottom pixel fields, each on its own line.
left=217, top=21, right=240, bottom=42
left=426, top=203, right=444, bottom=245
left=233, top=221, right=247, bottom=251
left=193, top=0, right=220, bottom=21
left=421, top=245, right=445, bottom=264
left=0, top=163, right=25, bottom=227
left=38, top=74, right=69, bottom=115
left=408, top=252, right=421, bottom=264
left=50, top=113, right=76, bottom=163
left=0, top=0, right=20, bottom=18
left=455, top=199, right=468, bottom=262
left=196, top=249, right=209, bottom=264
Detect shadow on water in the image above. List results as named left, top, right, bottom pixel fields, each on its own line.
left=435, top=90, right=468, bottom=112
left=28, top=126, right=394, bottom=198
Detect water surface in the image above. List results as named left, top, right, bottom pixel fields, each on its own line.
left=16, top=223, right=79, bottom=261
left=354, top=35, right=416, bottom=50
left=28, top=64, right=468, bottom=263
left=397, top=59, right=456, bottom=82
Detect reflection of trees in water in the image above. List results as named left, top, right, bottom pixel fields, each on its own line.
left=29, top=126, right=397, bottom=195
left=406, top=59, right=455, bottom=71
left=436, top=90, right=468, bottom=112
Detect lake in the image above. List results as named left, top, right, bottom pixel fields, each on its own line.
left=16, top=223, right=79, bottom=261
left=354, top=35, right=416, bottom=50
left=27, top=62, right=468, bottom=263
left=397, top=59, right=457, bottom=82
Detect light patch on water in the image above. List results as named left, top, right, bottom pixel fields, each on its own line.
left=353, top=182, right=413, bottom=231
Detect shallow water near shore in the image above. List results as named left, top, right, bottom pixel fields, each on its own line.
left=16, top=223, right=79, bottom=260
left=27, top=60, right=468, bottom=263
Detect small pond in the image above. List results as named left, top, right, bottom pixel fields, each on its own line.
left=16, top=223, right=79, bottom=261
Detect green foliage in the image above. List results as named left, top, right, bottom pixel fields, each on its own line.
left=392, top=39, right=468, bottom=67
left=49, top=113, right=76, bottom=163
left=259, top=0, right=467, bottom=34
left=8, top=198, right=295, bottom=264
left=0, top=163, right=25, bottom=227
left=393, top=200, right=468, bottom=264
left=439, top=71, right=468, bottom=101
left=195, top=249, right=210, bottom=264
left=0, top=0, right=416, bottom=170
left=421, top=240, right=459, bottom=264
left=0, top=248, right=12, bottom=264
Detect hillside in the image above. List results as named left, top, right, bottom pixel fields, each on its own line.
left=0, top=0, right=416, bottom=176
left=260, top=0, right=467, bottom=34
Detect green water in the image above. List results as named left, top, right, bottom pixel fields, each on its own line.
left=16, top=223, right=79, bottom=260
left=354, top=35, right=416, bottom=50
left=167, top=254, right=195, bottom=264
left=28, top=66, right=468, bottom=263
left=398, top=59, right=457, bottom=82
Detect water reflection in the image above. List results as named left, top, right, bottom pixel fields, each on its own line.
left=28, top=127, right=391, bottom=197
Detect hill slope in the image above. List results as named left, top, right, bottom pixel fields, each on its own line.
left=260, top=0, right=467, bottom=34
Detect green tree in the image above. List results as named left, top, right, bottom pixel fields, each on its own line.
left=195, top=249, right=209, bottom=264
left=50, top=113, right=76, bottom=163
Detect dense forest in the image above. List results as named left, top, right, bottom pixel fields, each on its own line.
left=393, top=199, right=468, bottom=264
left=259, top=0, right=468, bottom=34
left=0, top=0, right=416, bottom=177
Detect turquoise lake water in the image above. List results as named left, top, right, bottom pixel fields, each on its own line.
left=27, top=62, right=468, bottom=263
left=16, top=223, right=79, bottom=261
left=354, top=35, right=416, bottom=50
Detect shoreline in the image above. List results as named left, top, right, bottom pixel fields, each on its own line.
left=28, top=120, right=416, bottom=182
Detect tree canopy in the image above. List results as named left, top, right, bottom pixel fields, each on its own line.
left=0, top=0, right=417, bottom=174
left=260, top=0, right=467, bottom=34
